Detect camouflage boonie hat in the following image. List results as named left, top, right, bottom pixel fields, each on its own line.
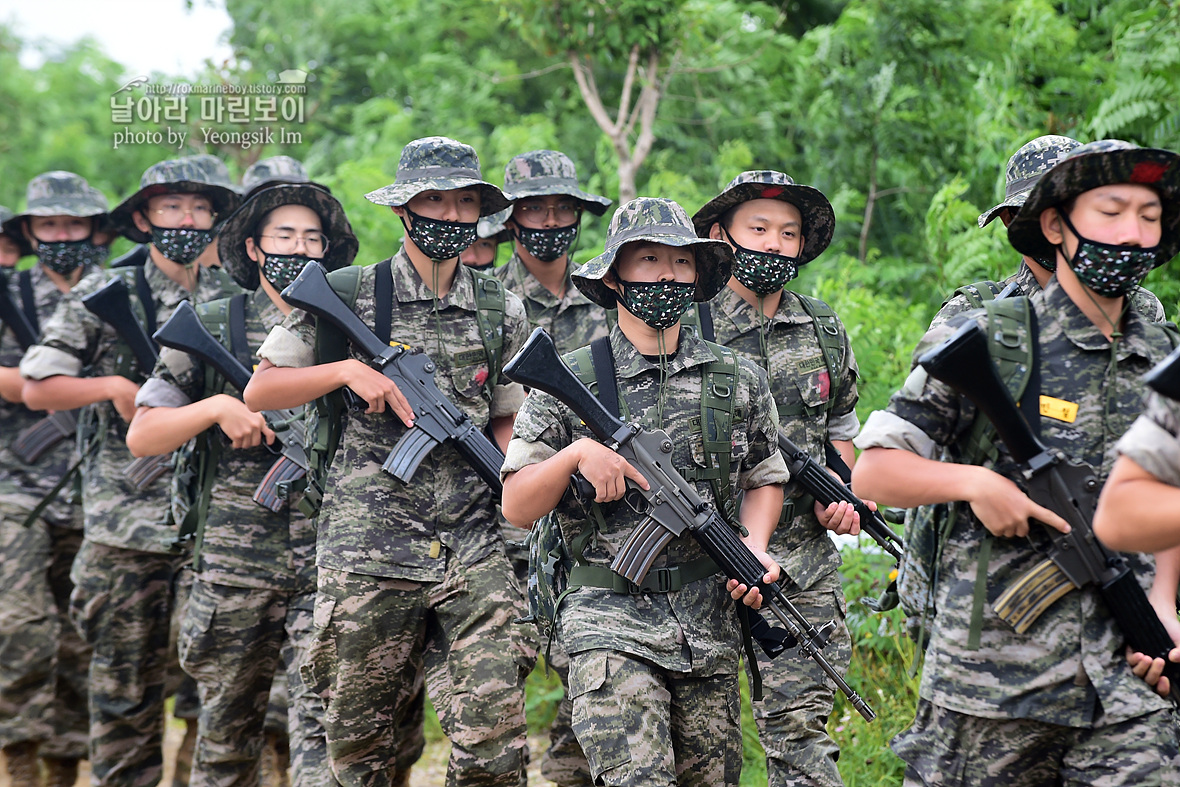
left=218, top=184, right=358, bottom=290
left=184, top=154, right=236, bottom=190
left=241, top=156, right=316, bottom=199
left=502, top=150, right=612, bottom=216
left=573, top=197, right=734, bottom=309
left=1008, top=139, right=1180, bottom=264
left=364, top=136, right=509, bottom=217
left=478, top=207, right=514, bottom=244
left=692, top=170, right=835, bottom=264
left=110, top=157, right=242, bottom=243
left=1, top=171, right=110, bottom=256
left=978, top=135, right=1081, bottom=228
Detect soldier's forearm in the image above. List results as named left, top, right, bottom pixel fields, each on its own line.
left=0, top=366, right=24, bottom=403
left=126, top=399, right=223, bottom=457
left=244, top=359, right=348, bottom=412
left=739, top=484, right=783, bottom=552
left=21, top=374, right=122, bottom=413
left=851, top=446, right=985, bottom=509
left=1094, top=455, right=1180, bottom=553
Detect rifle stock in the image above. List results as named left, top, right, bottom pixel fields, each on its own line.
left=1145, top=344, right=1180, bottom=402
left=919, top=319, right=1180, bottom=704
left=152, top=301, right=309, bottom=512
left=281, top=261, right=503, bottom=494
left=0, top=283, right=37, bottom=351
left=81, top=277, right=159, bottom=375
left=504, top=327, right=876, bottom=721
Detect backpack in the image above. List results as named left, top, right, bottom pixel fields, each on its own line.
left=299, top=259, right=506, bottom=519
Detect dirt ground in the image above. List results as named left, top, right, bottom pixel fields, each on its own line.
left=0, top=724, right=558, bottom=787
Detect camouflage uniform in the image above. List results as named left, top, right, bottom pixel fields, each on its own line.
left=138, top=182, right=358, bottom=787
left=690, top=171, right=854, bottom=787
left=20, top=159, right=240, bottom=787
left=1117, top=392, right=1180, bottom=487
left=494, top=150, right=613, bottom=787
left=503, top=197, right=790, bottom=786
left=0, top=173, right=108, bottom=777
left=256, top=135, right=528, bottom=787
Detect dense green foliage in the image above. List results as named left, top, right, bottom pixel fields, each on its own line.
left=3, top=2, right=1179, bottom=782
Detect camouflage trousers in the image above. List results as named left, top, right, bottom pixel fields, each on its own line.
left=68, top=539, right=198, bottom=787
left=0, top=516, right=89, bottom=759
left=304, top=554, right=528, bottom=787
left=178, top=579, right=335, bottom=787
left=894, top=699, right=1180, bottom=787
left=501, top=520, right=591, bottom=787
left=567, top=649, right=742, bottom=786
left=745, top=571, right=849, bottom=787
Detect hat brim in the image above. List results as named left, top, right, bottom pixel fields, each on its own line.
left=217, top=184, right=358, bottom=290
left=111, top=182, right=241, bottom=243
left=503, top=183, right=613, bottom=216
left=1008, top=147, right=1180, bottom=263
left=364, top=178, right=509, bottom=217
left=692, top=183, right=834, bottom=264
left=977, top=190, right=1031, bottom=228
left=572, top=234, right=734, bottom=309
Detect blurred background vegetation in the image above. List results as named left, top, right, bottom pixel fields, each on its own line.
left=3, top=1, right=1178, bottom=782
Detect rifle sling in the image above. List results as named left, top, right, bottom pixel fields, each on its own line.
left=18, top=270, right=39, bottom=337
left=134, top=264, right=157, bottom=336
left=374, top=258, right=393, bottom=345
left=228, top=292, right=250, bottom=369
left=588, top=336, right=619, bottom=418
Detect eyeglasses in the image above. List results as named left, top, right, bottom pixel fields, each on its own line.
left=150, top=204, right=217, bottom=224
left=259, top=232, right=329, bottom=256
left=515, top=202, right=580, bottom=224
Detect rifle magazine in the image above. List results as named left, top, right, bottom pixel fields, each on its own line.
left=252, top=457, right=307, bottom=513
left=382, top=426, right=439, bottom=483
left=611, top=518, right=677, bottom=586
left=125, top=454, right=172, bottom=491
left=993, top=558, right=1077, bottom=634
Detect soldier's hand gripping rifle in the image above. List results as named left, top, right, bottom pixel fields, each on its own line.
left=504, top=327, right=876, bottom=721
left=152, top=301, right=308, bottom=513
left=2, top=284, right=79, bottom=464
left=280, top=261, right=504, bottom=494
left=778, top=435, right=904, bottom=562
left=81, top=278, right=171, bottom=490
left=919, top=318, right=1180, bottom=704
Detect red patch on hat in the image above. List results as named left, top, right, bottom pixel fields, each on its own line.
left=1130, top=161, right=1170, bottom=184
left=760, top=186, right=785, bottom=198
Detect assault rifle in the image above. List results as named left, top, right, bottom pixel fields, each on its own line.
left=152, top=301, right=308, bottom=513
left=505, top=327, right=876, bottom=721
left=1145, top=345, right=1180, bottom=401
left=919, top=317, right=1180, bottom=704
left=778, top=435, right=904, bottom=562
left=81, top=278, right=171, bottom=490
left=281, top=261, right=504, bottom=494
left=1, top=282, right=80, bottom=464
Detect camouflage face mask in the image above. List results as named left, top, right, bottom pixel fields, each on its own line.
left=150, top=225, right=215, bottom=265
left=723, top=227, right=798, bottom=294
left=262, top=253, right=313, bottom=292
left=1060, top=211, right=1158, bottom=298
left=516, top=223, right=579, bottom=263
left=403, top=207, right=477, bottom=262
left=36, top=239, right=108, bottom=275
left=615, top=277, right=696, bottom=331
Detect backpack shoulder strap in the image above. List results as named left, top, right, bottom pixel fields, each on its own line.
left=793, top=293, right=844, bottom=383
left=950, top=279, right=1003, bottom=310
left=18, top=269, right=39, bottom=336
left=470, top=267, right=507, bottom=395
left=228, top=292, right=250, bottom=368
left=677, top=302, right=714, bottom=342
left=133, top=264, right=157, bottom=335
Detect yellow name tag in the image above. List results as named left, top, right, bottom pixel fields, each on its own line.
left=429, top=540, right=441, bottom=559
left=1039, top=395, right=1078, bottom=423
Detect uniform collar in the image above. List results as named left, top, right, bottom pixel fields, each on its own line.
left=389, top=246, right=478, bottom=312
left=501, top=252, right=593, bottom=309
left=714, top=285, right=811, bottom=334
left=609, top=322, right=723, bottom=380
left=1038, top=276, right=1155, bottom=362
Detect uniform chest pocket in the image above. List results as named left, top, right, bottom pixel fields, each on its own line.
left=447, top=351, right=490, bottom=403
